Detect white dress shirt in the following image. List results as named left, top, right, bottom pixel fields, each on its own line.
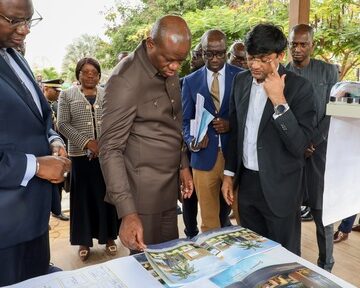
left=206, top=65, right=226, bottom=148
left=243, top=79, right=268, bottom=171
left=206, top=65, right=226, bottom=107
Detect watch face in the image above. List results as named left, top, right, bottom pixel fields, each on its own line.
left=276, top=104, right=286, bottom=114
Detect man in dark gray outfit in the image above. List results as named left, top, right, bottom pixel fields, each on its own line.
left=286, top=24, right=338, bottom=272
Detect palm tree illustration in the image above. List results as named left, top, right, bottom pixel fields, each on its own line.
left=171, top=261, right=197, bottom=279
left=239, top=240, right=262, bottom=250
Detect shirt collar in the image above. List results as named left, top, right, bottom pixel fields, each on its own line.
left=206, top=64, right=226, bottom=77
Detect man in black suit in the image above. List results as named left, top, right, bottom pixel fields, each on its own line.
left=0, top=0, right=71, bottom=285
left=222, top=24, right=315, bottom=255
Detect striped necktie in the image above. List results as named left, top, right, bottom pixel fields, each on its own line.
left=211, top=72, right=220, bottom=111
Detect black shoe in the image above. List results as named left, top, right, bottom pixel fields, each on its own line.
left=176, top=205, right=182, bottom=215
left=52, top=213, right=69, bottom=221
left=300, top=206, right=313, bottom=222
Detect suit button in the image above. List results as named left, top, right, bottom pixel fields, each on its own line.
left=257, top=146, right=262, bottom=149
left=173, top=116, right=177, bottom=120
left=87, top=122, right=91, bottom=125
left=171, top=99, right=175, bottom=103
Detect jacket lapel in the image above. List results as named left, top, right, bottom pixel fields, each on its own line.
left=238, top=73, right=252, bottom=133
left=6, top=49, right=46, bottom=122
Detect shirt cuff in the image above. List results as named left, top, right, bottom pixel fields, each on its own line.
left=49, top=136, right=65, bottom=147
left=224, top=170, right=235, bottom=177
left=21, top=154, right=37, bottom=187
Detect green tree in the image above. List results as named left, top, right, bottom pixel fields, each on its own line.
left=102, top=0, right=359, bottom=79
left=310, top=0, right=360, bottom=80
left=34, top=67, right=60, bottom=81
left=61, top=34, right=107, bottom=82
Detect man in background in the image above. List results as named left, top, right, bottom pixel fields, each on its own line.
left=0, top=0, right=71, bottom=285
left=43, top=79, right=70, bottom=222
left=227, top=41, right=248, bottom=69
left=287, top=24, right=338, bottom=271
left=100, top=15, right=193, bottom=252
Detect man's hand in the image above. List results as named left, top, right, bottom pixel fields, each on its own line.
left=221, top=175, right=234, bottom=206
left=51, top=140, right=67, bottom=157
left=119, top=213, right=147, bottom=251
left=86, top=139, right=99, bottom=158
left=36, top=156, right=71, bottom=184
left=180, top=167, right=194, bottom=199
left=305, top=143, right=316, bottom=158
left=191, top=134, right=209, bottom=151
left=212, top=118, right=229, bottom=134
left=263, top=60, right=286, bottom=106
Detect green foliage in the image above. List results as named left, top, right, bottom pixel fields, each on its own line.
left=61, top=34, right=107, bottom=82
left=65, top=0, right=359, bottom=80
left=34, top=67, right=59, bottom=81
left=310, top=0, right=360, bottom=80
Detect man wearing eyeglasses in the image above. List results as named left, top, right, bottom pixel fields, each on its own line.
left=222, top=24, right=316, bottom=255
left=227, top=41, right=248, bottom=70
left=286, top=24, right=338, bottom=272
left=0, top=0, right=71, bottom=285
left=182, top=29, right=243, bottom=232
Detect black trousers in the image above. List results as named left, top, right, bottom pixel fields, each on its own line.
left=238, top=168, right=301, bottom=255
left=0, top=231, right=50, bottom=286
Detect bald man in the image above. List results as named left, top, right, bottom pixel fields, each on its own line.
left=227, top=41, right=248, bottom=69
left=99, top=15, right=193, bottom=252
left=182, top=29, right=242, bottom=232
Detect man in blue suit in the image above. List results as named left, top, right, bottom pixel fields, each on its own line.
left=182, top=30, right=242, bottom=232
left=0, top=0, right=71, bottom=285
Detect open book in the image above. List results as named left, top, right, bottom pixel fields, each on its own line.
left=144, top=226, right=280, bottom=287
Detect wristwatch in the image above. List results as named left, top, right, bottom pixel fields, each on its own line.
left=274, top=103, right=289, bottom=116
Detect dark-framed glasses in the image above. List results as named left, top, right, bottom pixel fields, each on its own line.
left=0, top=9, right=43, bottom=29
left=203, top=50, right=226, bottom=60
left=230, top=53, right=246, bottom=61
left=246, top=54, right=274, bottom=65
left=191, top=50, right=202, bottom=58
left=80, top=70, right=100, bottom=77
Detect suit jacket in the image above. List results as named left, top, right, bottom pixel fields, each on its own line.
left=225, top=66, right=316, bottom=217
left=182, top=64, right=242, bottom=171
left=286, top=59, right=339, bottom=209
left=58, top=86, right=104, bottom=157
left=99, top=41, right=188, bottom=219
left=0, top=48, right=57, bottom=249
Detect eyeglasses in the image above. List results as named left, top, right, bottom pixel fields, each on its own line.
left=246, top=54, right=274, bottom=65
left=80, top=70, right=100, bottom=77
left=230, top=53, right=246, bottom=61
left=203, top=50, right=226, bottom=60
left=0, top=10, right=43, bottom=29
left=191, top=50, right=202, bottom=58
left=288, top=42, right=311, bottom=49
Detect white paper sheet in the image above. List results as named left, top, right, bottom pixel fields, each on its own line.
left=10, top=257, right=163, bottom=288
left=323, top=117, right=360, bottom=226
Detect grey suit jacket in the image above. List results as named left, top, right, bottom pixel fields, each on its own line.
left=99, top=41, right=188, bottom=219
left=225, top=66, right=316, bottom=217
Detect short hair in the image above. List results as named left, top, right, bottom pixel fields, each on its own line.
left=201, top=29, right=227, bottom=48
left=290, top=24, right=314, bottom=40
left=245, top=23, right=287, bottom=56
left=75, top=57, right=101, bottom=81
